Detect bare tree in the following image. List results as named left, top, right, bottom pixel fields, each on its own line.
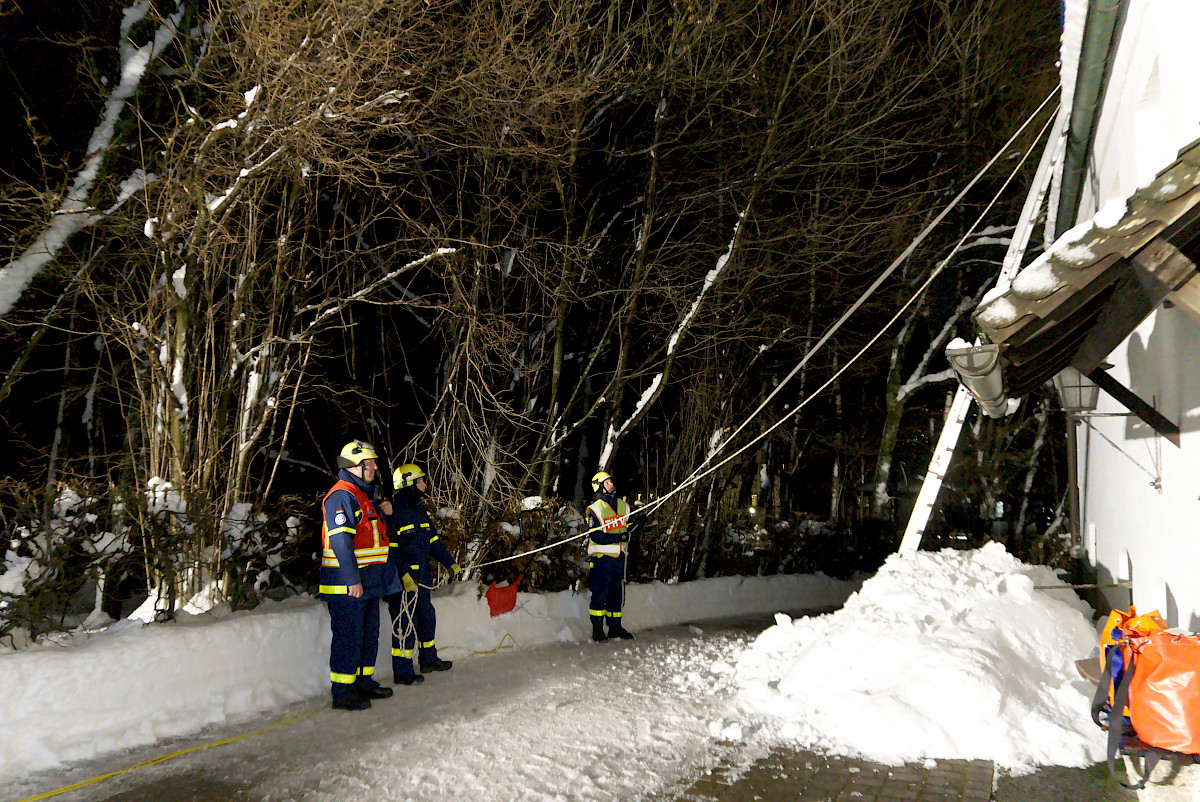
left=0, top=0, right=1064, bottom=628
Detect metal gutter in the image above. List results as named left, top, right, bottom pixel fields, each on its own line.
left=1054, top=0, right=1130, bottom=237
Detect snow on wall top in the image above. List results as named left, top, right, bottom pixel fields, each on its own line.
left=975, top=140, right=1200, bottom=334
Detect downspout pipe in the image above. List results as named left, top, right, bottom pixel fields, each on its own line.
left=1054, top=0, right=1129, bottom=237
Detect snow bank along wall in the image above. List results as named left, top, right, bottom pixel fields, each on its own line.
left=0, top=572, right=857, bottom=782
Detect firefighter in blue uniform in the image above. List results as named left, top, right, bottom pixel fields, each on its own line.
left=585, top=471, right=636, bottom=642
left=386, top=462, right=461, bottom=677
left=319, top=440, right=407, bottom=710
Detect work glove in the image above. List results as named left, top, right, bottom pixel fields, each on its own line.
left=450, top=563, right=463, bottom=579
left=401, top=572, right=418, bottom=593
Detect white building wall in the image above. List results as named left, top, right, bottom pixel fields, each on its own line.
left=1072, top=0, right=1200, bottom=628
left=1079, top=311, right=1200, bottom=628
left=1081, top=1, right=1200, bottom=216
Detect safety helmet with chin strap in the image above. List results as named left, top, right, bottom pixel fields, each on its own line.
left=337, top=439, right=378, bottom=470
left=590, top=471, right=613, bottom=493
left=392, top=463, right=426, bottom=489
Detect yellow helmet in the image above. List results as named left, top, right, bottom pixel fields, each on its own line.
left=392, top=463, right=426, bottom=489
left=590, top=471, right=612, bottom=493
left=337, top=439, right=378, bottom=469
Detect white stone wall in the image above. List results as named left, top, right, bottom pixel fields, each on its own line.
left=1079, top=310, right=1200, bottom=629
left=1072, top=1, right=1200, bottom=629
left=1081, top=0, right=1200, bottom=216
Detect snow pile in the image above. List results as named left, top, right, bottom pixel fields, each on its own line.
left=0, top=572, right=858, bottom=783
left=733, top=542, right=1104, bottom=773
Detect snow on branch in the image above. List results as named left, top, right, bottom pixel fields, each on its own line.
left=597, top=215, right=742, bottom=468
left=291, top=247, right=457, bottom=340
left=897, top=287, right=988, bottom=403
left=315, top=88, right=413, bottom=121
left=954, top=224, right=1015, bottom=252
left=896, top=368, right=956, bottom=403
left=0, top=2, right=183, bottom=318
left=205, top=146, right=286, bottom=218
left=956, top=236, right=1012, bottom=251
left=667, top=218, right=740, bottom=356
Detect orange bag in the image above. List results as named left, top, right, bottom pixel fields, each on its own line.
left=1092, top=617, right=1200, bottom=789
left=1125, top=630, right=1200, bottom=754
left=1098, top=607, right=1165, bottom=711
left=1099, top=607, right=1165, bottom=670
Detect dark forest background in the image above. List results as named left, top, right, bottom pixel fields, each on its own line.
left=0, top=0, right=1070, bottom=644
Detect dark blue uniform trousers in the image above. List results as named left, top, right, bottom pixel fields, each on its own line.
left=326, top=594, right=380, bottom=701
left=588, top=553, right=626, bottom=626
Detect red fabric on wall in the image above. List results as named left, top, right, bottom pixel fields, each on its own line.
left=485, top=575, right=522, bottom=617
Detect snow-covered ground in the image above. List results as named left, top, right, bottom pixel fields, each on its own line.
left=3, top=545, right=1107, bottom=801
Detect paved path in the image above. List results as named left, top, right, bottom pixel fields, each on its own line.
left=669, top=747, right=1136, bottom=802
left=671, top=748, right=993, bottom=801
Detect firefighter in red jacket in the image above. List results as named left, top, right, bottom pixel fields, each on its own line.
left=585, top=471, right=636, bottom=642
left=319, top=440, right=407, bottom=711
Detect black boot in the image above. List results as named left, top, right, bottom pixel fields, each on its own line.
left=357, top=678, right=394, bottom=699
left=608, top=625, right=635, bottom=640
left=420, top=658, right=453, bottom=672
left=591, top=618, right=609, bottom=643
left=332, top=690, right=371, bottom=711
left=394, top=673, right=425, bottom=686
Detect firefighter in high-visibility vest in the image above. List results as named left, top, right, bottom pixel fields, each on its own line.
left=386, top=462, right=461, bottom=679
left=319, top=439, right=408, bottom=711
left=585, top=471, right=636, bottom=642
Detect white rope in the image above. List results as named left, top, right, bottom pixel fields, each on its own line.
left=668, top=86, right=1060, bottom=502
left=630, top=94, right=1059, bottom=522
left=474, top=527, right=594, bottom=568
left=470, top=87, right=1061, bottom=571
left=389, top=578, right=440, bottom=647
left=391, top=587, right=418, bottom=643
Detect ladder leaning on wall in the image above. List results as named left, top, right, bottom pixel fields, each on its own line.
left=899, top=104, right=1070, bottom=554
